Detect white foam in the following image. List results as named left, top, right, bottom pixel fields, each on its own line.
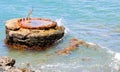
left=107, top=50, right=120, bottom=71
left=56, top=18, right=63, bottom=26
left=114, top=52, right=120, bottom=61
left=56, top=18, right=70, bottom=34
left=86, top=42, right=97, bottom=46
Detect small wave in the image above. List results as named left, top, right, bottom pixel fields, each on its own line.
left=89, top=42, right=120, bottom=60
left=56, top=18, right=63, bottom=26
left=83, top=41, right=120, bottom=71
left=32, top=62, right=118, bottom=72
left=56, top=18, right=70, bottom=34
left=109, top=52, right=120, bottom=71
left=99, top=45, right=120, bottom=71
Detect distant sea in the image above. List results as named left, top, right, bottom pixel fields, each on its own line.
left=0, top=0, right=120, bottom=72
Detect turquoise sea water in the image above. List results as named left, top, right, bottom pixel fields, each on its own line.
left=0, top=0, right=120, bottom=72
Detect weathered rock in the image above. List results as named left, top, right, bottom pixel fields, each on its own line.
left=6, top=18, right=20, bottom=31
left=0, top=56, right=15, bottom=66
left=0, top=56, right=34, bottom=72
left=7, top=67, right=34, bottom=72
left=5, top=18, right=65, bottom=50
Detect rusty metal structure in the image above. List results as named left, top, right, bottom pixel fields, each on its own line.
left=5, top=17, right=65, bottom=50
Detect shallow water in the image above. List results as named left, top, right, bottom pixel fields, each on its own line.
left=0, top=0, right=120, bottom=72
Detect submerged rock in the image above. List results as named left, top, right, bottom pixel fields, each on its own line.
left=56, top=38, right=86, bottom=55
left=5, top=18, right=65, bottom=50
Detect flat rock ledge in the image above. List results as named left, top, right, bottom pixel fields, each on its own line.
left=5, top=18, right=65, bottom=50
left=0, top=56, right=34, bottom=72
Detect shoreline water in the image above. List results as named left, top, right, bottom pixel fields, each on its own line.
left=0, top=18, right=120, bottom=72
left=0, top=0, right=120, bottom=72
left=2, top=39, right=120, bottom=72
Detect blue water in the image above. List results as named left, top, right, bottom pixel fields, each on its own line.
left=0, top=0, right=120, bottom=72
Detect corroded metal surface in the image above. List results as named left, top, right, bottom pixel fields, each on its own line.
left=18, top=18, right=57, bottom=29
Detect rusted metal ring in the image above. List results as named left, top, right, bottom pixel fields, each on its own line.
left=18, top=18, right=57, bottom=29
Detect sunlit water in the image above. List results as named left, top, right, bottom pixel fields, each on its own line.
left=0, top=0, right=120, bottom=72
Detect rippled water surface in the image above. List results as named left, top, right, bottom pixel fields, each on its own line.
left=0, top=0, right=120, bottom=72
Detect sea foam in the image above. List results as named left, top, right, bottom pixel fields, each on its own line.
left=56, top=18, right=70, bottom=34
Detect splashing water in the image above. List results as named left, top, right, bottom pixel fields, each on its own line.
left=56, top=18, right=70, bottom=34
left=56, top=18, right=63, bottom=26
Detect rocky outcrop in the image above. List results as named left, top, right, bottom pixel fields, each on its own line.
left=5, top=18, right=65, bottom=50
left=0, top=56, right=15, bottom=67
left=0, top=56, right=34, bottom=72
